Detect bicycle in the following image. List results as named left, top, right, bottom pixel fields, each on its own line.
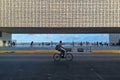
left=53, top=51, right=73, bottom=61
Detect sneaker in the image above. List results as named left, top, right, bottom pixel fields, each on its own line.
left=61, top=56, right=64, bottom=58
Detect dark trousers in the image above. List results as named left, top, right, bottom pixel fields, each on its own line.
left=60, top=50, right=65, bottom=57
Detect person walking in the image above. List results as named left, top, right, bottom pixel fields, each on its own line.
left=30, top=41, right=34, bottom=47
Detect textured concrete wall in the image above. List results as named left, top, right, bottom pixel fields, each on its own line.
left=0, top=0, right=120, bottom=27
left=109, top=34, right=120, bottom=44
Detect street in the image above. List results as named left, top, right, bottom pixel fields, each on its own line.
left=0, top=53, right=120, bottom=80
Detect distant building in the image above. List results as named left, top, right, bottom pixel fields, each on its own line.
left=109, top=34, right=120, bottom=45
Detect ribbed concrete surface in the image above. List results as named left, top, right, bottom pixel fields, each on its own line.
left=0, top=0, right=120, bottom=27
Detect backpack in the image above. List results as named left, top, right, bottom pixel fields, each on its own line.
left=55, top=45, right=59, bottom=50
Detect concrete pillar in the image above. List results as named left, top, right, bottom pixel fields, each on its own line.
left=109, top=34, right=120, bottom=45
left=0, top=32, right=12, bottom=47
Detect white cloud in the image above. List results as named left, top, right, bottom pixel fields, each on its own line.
left=44, top=34, right=53, bottom=39
left=12, top=34, right=109, bottom=42
left=102, top=34, right=108, bottom=37
left=59, top=35, right=65, bottom=39
left=74, top=35, right=79, bottom=38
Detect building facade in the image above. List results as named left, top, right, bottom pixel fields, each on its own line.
left=0, top=0, right=120, bottom=27
left=109, top=34, right=120, bottom=45
left=0, top=0, right=120, bottom=46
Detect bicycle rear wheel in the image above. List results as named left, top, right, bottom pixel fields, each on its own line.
left=53, top=53, right=61, bottom=61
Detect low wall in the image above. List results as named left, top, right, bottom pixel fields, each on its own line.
left=0, top=50, right=60, bottom=54
left=92, top=50, right=120, bottom=54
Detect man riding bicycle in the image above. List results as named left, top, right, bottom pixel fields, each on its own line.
left=56, top=41, right=66, bottom=58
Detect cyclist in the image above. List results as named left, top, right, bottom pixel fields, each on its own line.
left=56, top=41, right=66, bottom=58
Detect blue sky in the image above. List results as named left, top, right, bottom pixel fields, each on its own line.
left=12, top=34, right=109, bottom=42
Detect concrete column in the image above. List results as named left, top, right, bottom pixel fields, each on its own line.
left=109, top=34, right=120, bottom=45
left=0, top=32, right=12, bottom=47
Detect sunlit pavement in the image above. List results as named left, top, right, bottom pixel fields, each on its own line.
left=0, top=53, right=120, bottom=80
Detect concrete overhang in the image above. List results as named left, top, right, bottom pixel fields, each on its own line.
left=0, top=27, right=120, bottom=34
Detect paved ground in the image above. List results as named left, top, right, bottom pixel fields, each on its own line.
left=0, top=53, right=120, bottom=80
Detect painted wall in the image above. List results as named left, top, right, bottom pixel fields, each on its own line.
left=0, top=32, right=11, bottom=47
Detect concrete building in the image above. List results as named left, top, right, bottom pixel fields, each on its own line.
left=0, top=0, right=120, bottom=46
left=109, top=34, right=120, bottom=45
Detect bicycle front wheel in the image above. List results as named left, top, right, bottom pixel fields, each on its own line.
left=65, top=53, right=73, bottom=61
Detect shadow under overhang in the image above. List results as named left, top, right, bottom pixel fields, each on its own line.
left=0, top=27, right=120, bottom=34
